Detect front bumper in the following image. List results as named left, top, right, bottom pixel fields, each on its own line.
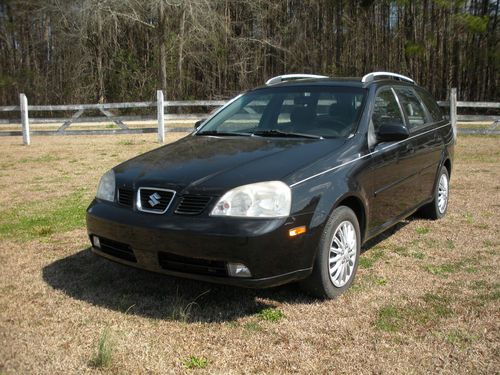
left=86, top=199, right=319, bottom=288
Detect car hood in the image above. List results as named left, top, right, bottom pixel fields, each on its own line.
left=114, top=135, right=347, bottom=194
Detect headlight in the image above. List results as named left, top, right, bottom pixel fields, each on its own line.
left=96, top=169, right=115, bottom=202
left=211, top=181, right=291, bottom=218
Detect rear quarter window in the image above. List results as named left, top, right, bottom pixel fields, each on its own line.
left=416, top=88, right=444, bottom=122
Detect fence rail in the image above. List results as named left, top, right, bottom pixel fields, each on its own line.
left=0, top=88, right=498, bottom=145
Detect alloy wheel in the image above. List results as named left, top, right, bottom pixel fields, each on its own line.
left=437, top=173, right=449, bottom=214
left=329, top=220, right=357, bottom=287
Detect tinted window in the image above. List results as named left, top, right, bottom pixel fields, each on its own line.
left=216, top=95, right=271, bottom=132
left=372, top=88, right=405, bottom=132
left=199, top=87, right=367, bottom=138
left=394, top=87, right=428, bottom=131
left=416, top=88, right=443, bottom=122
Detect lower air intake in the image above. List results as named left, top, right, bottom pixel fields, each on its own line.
left=158, top=252, right=227, bottom=277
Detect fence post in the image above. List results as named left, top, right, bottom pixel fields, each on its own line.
left=157, top=90, right=165, bottom=144
left=20, top=93, right=30, bottom=145
left=450, top=88, right=457, bottom=140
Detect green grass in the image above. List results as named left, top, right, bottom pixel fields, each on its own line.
left=346, top=273, right=389, bottom=294
left=423, top=259, right=474, bottom=276
left=474, top=223, right=489, bottom=230
left=168, top=290, right=210, bottom=322
left=469, top=280, right=488, bottom=291
left=259, top=308, right=285, bottom=322
left=392, top=245, right=409, bottom=257
left=457, top=123, right=493, bottom=130
left=0, top=189, right=90, bottom=241
left=90, top=328, right=114, bottom=368
left=117, top=139, right=135, bottom=146
left=183, top=356, right=208, bottom=369
left=483, top=239, right=496, bottom=247
left=243, top=321, right=262, bottom=332
left=415, top=226, right=430, bottom=235
left=422, top=293, right=453, bottom=318
left=169, top=297, right=196, bottom=322
left=375, top=294, right=453, bottom=332
left=359, top=247, right=385, bottom=269
left=442, top=329, right=478, bottom=346
left=391, top=245, right=425, bottom=259
left=375, top=305, right=402, bottom=332
left=464, top=212, right=474, bottom=224
left=20, top=154, right=61, bottom=164
left=411, top=251, right=425, bottom=259
left=473, top=282, right=500, bottom=305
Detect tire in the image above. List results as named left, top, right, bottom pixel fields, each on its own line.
left=300, top=206, right=361, bottom=299
left=420, top=166, right=450, bottom=220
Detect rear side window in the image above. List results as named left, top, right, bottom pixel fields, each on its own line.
left=416, top=88, right=443, bottom=122
left=372, top=88, right=405, bottom=132
left=394, top=87, right=429, bottom=131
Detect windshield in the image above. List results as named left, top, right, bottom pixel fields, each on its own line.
left=197, top=86, right=366, bottom=138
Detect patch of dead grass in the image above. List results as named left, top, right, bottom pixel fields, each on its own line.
left=0, top=134, right=498, bottom=374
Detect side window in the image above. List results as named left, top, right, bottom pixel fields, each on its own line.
left=394, top=87, right=429, bottom=131
left=372, top=88, right=405, bottom=133
left=416, top=88, right=443, bottom=122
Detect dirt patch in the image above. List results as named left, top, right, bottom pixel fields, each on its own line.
left=0, top=134, right=498, bottom=374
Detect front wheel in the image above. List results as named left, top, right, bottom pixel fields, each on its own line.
left=300, top=206, right=361, bottom=299
left=420, top=166, right=450, bottom=220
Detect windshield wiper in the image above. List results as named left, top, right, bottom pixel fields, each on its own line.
left=252, top=130, right=323, bottom=139
left=196, top=130, right=252, bottom=136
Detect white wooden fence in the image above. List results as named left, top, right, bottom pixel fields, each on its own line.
left=0, top=90, right=225, bottom=145
left=0, top=88, right=498, bottom=145
left=437, top=88, right=500, bottom=136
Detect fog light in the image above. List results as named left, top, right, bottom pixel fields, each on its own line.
left=92, top=235, right=101, bottom=249
left=227, top=263, right=252, bottom=278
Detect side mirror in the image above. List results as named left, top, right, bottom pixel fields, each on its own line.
left=194, top=119, right=206, bottom=129
left=376, top=121, right=409, bottom=142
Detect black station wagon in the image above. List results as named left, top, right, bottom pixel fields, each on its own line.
left=86, top=72, right=454, bottom=298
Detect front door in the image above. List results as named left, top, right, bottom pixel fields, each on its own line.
left=368, top=87, right=418, bottom=233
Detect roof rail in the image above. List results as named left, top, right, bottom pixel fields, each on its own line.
left=361, top=71, right=415, bottom=84
left=265, top=74, right=328, bottom=85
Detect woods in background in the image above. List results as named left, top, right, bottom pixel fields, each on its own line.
left=0, top=0, right=498, bottom=105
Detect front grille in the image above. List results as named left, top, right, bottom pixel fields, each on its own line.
left=175, top=195, right=212, bottom=215
left=158, top=252, right=228, bottom=277
left=98, top=237, right=137, bottom=263
left=137, top=188, right=175, bottom=214
left=118, top=188, right=134, bottom=207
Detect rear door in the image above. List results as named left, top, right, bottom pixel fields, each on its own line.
left=394, top=86, right=442, bottom=206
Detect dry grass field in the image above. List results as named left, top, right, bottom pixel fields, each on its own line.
left=0, top=133, right=498, bottom=374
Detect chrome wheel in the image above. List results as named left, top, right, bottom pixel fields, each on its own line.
left=437, top=173, right=448, bottom=214
left=329, top=220, right=357, bottom=287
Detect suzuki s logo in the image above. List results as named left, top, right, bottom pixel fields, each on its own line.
left=148, top=192, right=161, bottom=207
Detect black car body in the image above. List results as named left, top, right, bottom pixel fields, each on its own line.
left=86, top=72, right=454, bottom=298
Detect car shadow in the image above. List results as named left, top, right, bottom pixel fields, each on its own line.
left=43, top=218, right=416, bottom=322
left=42, top=248, right=316, bottom=323
left=361, top=219, right=411, bottom=253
